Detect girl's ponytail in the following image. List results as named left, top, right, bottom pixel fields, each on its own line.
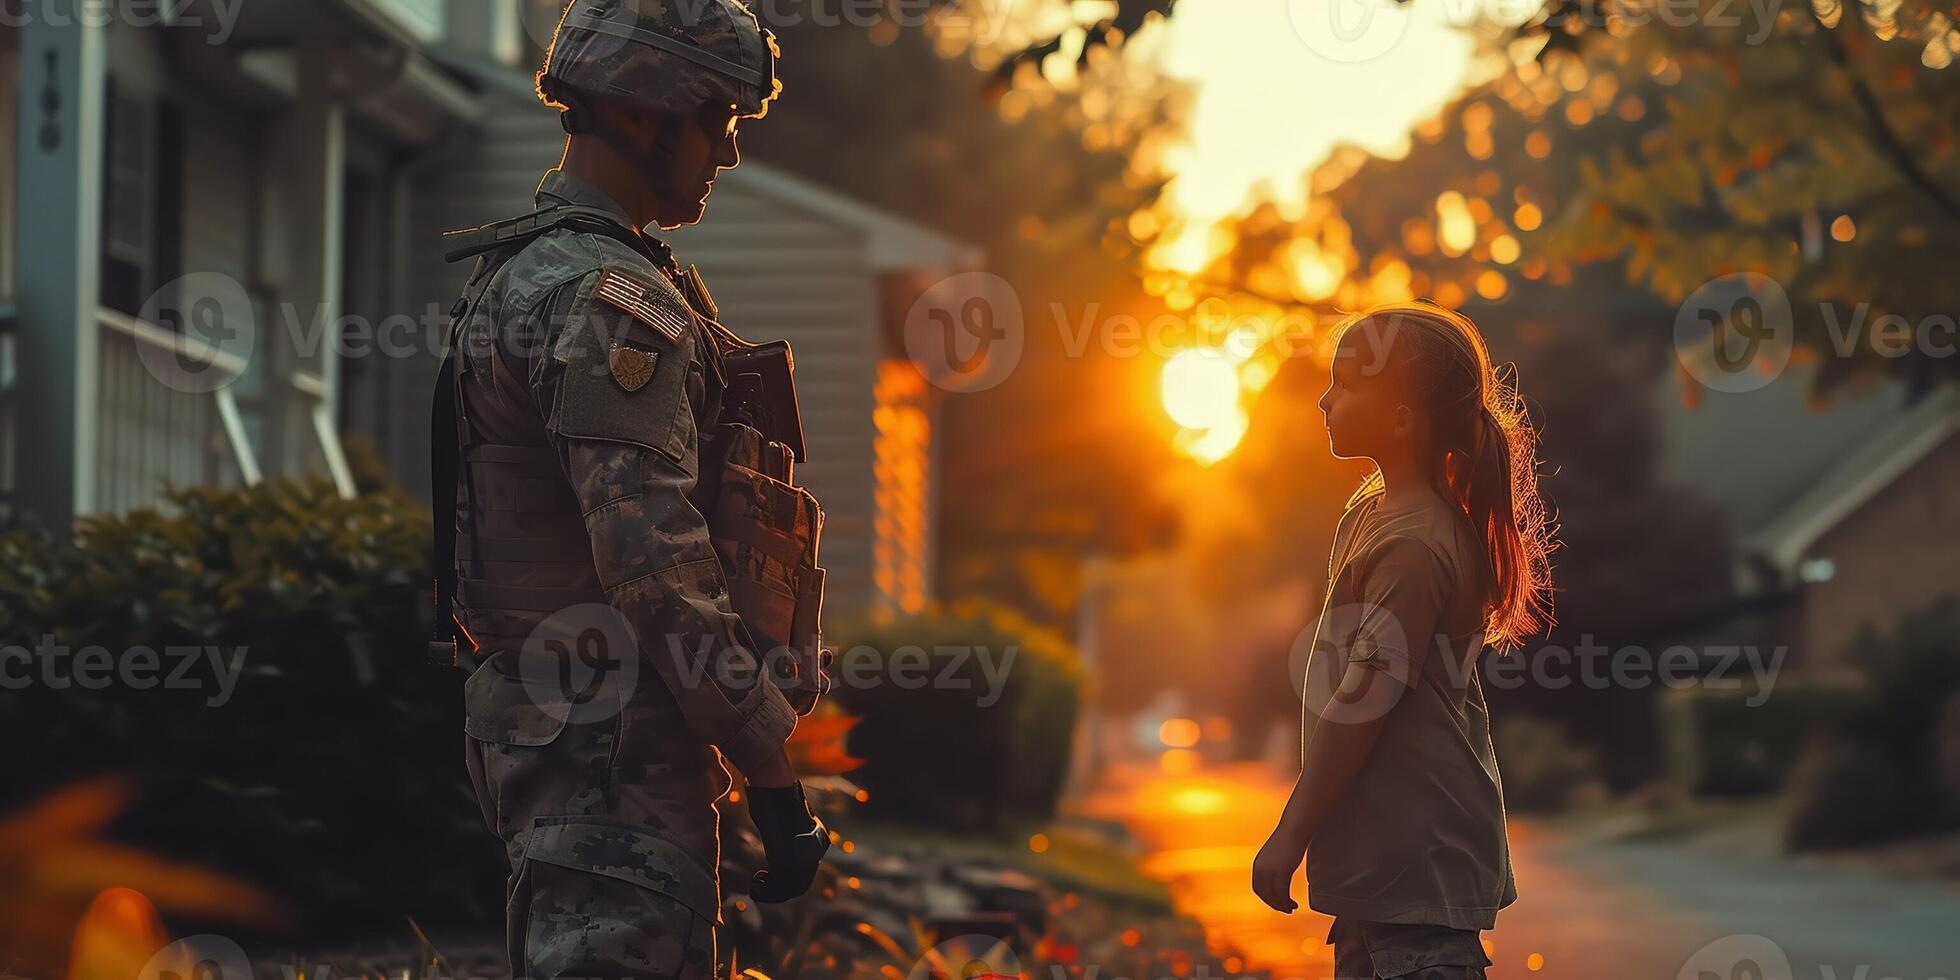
left=1344, top=303, right=1555, bottom=650
left=1466, top=371, right=1551, bottom=650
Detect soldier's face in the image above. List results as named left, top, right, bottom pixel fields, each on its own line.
left=651, top=104, right=743, bottom=228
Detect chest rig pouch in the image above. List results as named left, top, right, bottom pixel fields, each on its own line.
left=682, top=270, right=832, bottom=717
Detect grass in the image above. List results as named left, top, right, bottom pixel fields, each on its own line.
left=847, top=818, right=1175, bottom=914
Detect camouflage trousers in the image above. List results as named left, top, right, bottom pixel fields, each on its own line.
left=464, top=647, right=729, bottom=980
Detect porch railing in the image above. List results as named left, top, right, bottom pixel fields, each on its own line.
left=94, top=308, right=260, bottom=516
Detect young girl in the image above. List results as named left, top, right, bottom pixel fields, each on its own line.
left=1251, top=302, right=1555, bottom=980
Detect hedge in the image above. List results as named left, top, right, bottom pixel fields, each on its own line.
left=0, top=480, right=501, bottom=937
left=830, top=603, right=1084, bottom=832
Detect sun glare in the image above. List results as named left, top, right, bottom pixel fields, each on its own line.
left=1140, top=0, right=1518, bottom=460
left=934, top=0, right=1524, bottom=462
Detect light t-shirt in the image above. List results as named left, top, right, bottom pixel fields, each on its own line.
left=1300, top=489, right=1516, bottom=931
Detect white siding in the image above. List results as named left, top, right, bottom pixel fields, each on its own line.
left=404, top=91, right=887, bottom=617
left=665, top=183, right=882, bottom=618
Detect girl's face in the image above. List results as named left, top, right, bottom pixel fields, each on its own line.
left=1318, top=321, right=1414, bottom=461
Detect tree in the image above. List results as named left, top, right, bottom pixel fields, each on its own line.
left=962, top=0, right=1960, bottom=391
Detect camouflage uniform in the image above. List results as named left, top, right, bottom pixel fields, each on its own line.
left=455, top=168, right=797, bottom=979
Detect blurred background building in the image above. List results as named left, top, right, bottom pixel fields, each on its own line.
left=0, top=0, right=973, bottom=619
left=1662, top=370, right=1960, bottom=675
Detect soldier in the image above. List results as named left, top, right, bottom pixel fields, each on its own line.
left=428, top=1, right=830, bottom=976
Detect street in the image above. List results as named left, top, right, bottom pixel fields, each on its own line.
left=1078, top=761, right=1960, bottom=979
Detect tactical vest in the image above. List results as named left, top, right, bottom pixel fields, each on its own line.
left=430, top=205, right=830, bottom=715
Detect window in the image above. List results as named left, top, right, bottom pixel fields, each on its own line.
left=99, top=83, right=183, bottom=319
left=0, top=20, right=17, bottom=303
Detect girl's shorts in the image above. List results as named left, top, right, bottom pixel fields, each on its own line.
left=1327, top=918, right=1491, bottom=980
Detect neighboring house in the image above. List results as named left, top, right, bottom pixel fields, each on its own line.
left=2, top=0, right=972, bottom=620
left=1662, top=368, right=1960, bottom=674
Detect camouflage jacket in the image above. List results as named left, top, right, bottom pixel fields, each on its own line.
left=453, top=168, right=797, bottom=776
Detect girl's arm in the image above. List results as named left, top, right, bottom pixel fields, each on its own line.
left=1252, top=535, right=1450, bottom=913
left=1288, top=668, right=1395, bottom=836
left=1251, top=668, right=1392, bottom=912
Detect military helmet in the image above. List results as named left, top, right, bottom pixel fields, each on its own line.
left=539, top=0, right=781, bottom=119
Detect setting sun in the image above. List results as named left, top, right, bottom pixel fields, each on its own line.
left=1161, top=348, right=1250, bottom=462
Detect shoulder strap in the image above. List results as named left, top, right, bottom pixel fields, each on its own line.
left=442, top=204, right=670, bottom=270
left=428, top=237, right=534, bottom=668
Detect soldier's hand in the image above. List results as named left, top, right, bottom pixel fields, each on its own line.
left=746, top=781, right=829, bottom=903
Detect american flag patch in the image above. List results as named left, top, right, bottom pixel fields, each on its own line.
left=595, top=270, right=690, bottom=345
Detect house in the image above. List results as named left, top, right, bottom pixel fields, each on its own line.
left=1, top=0, right=974, bottom=620
left=1661, top=367, right=1960, bottom=673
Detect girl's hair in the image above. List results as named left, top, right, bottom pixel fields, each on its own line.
left=1337, top=301, right=1556, bottom=649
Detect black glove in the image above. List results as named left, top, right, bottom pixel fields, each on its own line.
left=746, top=781, right=829, bottom=903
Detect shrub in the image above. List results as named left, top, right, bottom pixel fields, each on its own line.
left=0, top=480, right=502, bottom=937
left=1659, top=682, right=1865, bottom=797
left=829, top=602, right=1083, bottom=832
left=1783, top=740, right=1915, bottom=850
left=1784, top=597, right=1960, bottom=849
